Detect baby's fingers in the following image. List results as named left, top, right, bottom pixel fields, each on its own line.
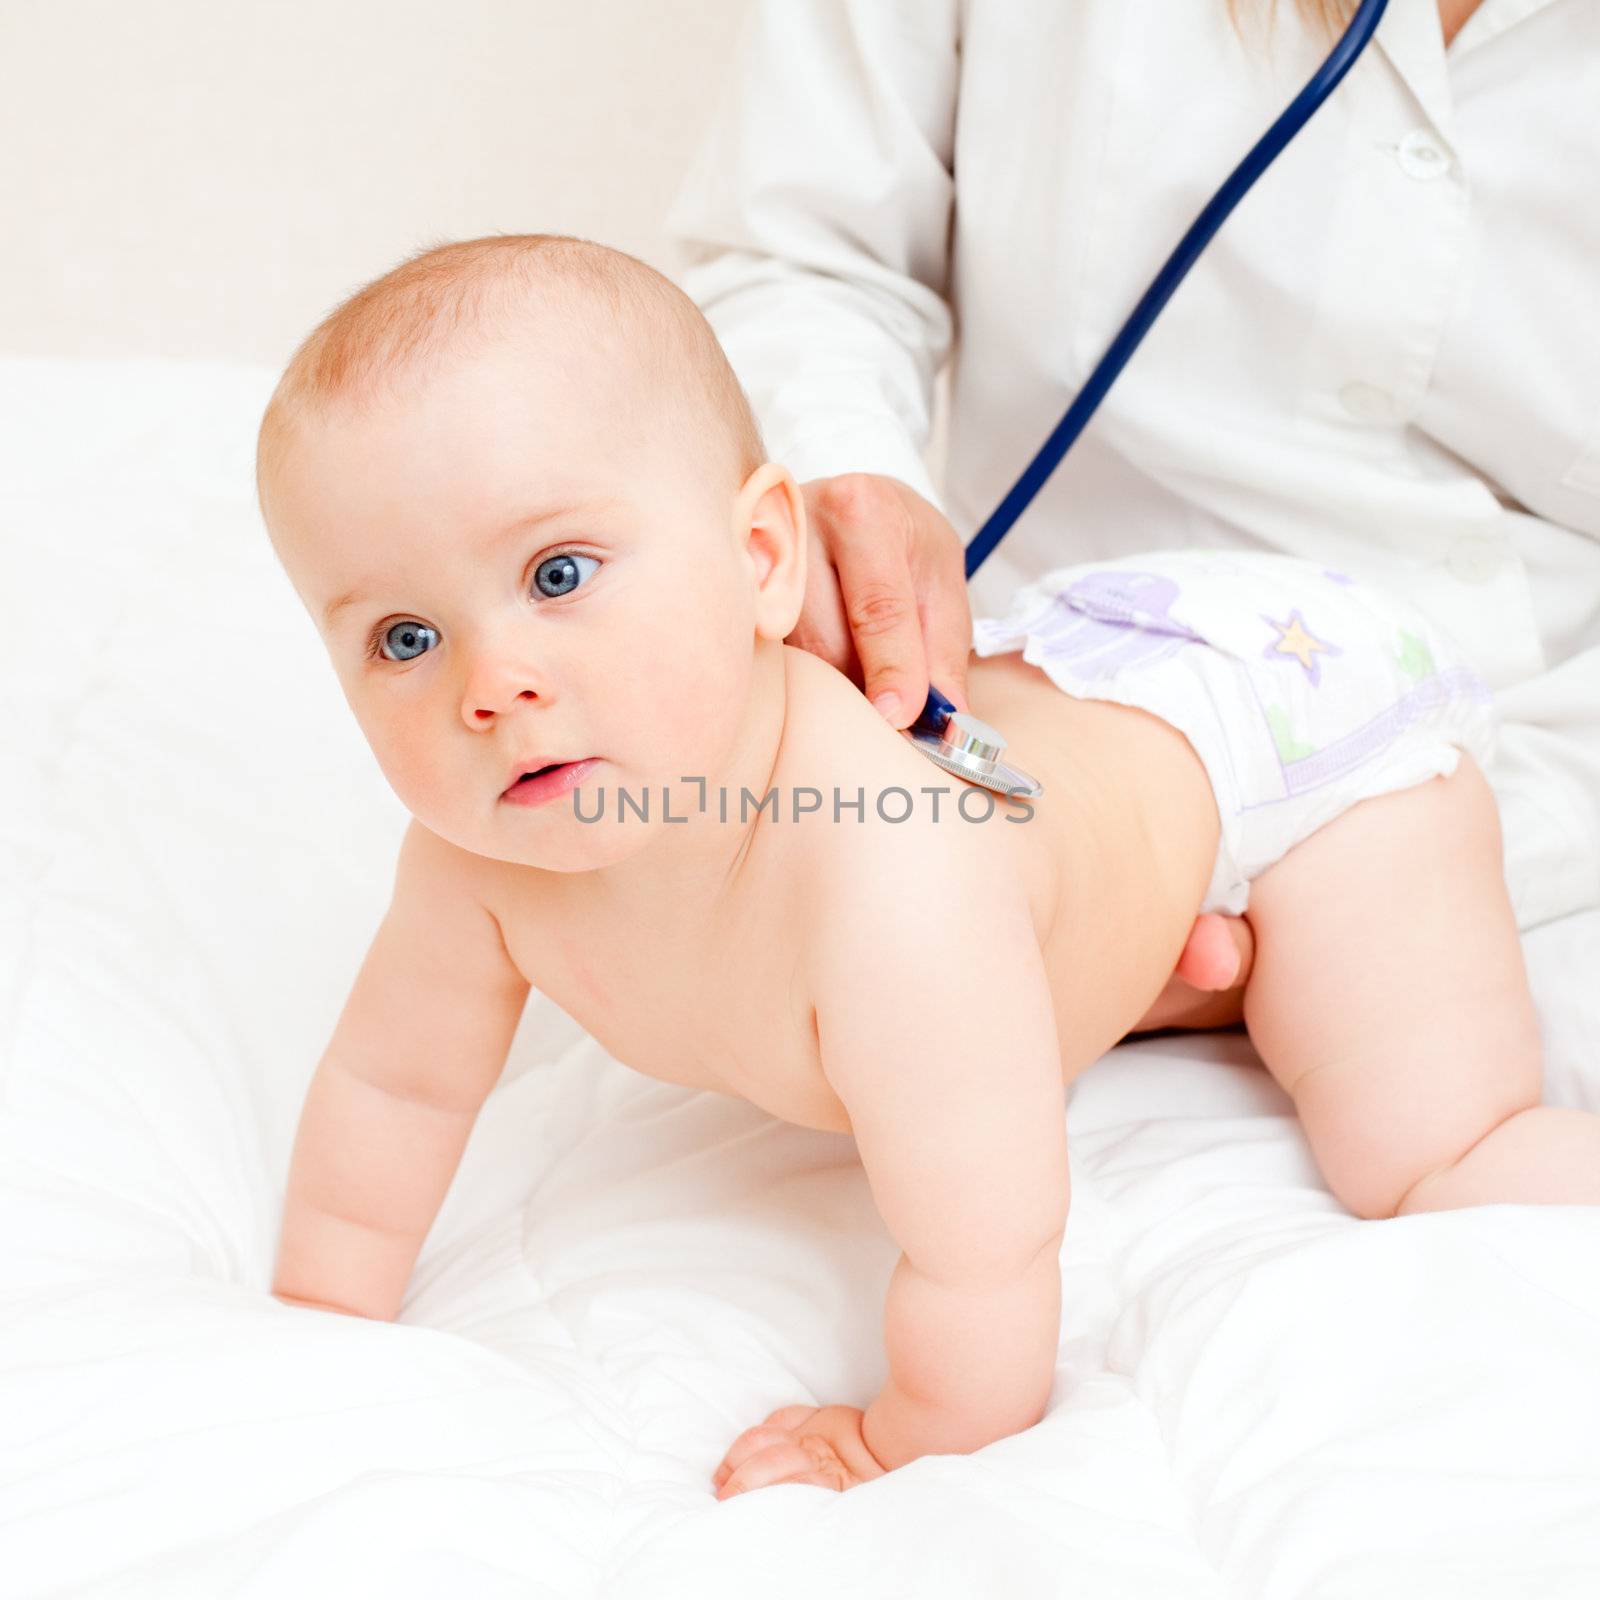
left=713, top=1421, right=796, bottom=1489
left=716, top=1439, right=833, bottom=1500
left=712, top=1406, right=819, bottom=1486
left=762, top=1404, right=820, bottom=1430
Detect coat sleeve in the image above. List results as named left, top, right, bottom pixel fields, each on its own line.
left=662, top=0, right=960, bottom=511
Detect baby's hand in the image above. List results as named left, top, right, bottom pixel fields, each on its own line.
left=711, top=1404, right=889, bottom=1499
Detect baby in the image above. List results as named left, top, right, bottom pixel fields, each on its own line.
left=258, top=234, right=1600, bottom=1500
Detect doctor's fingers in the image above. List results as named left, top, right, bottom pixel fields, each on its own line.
left=786, top=520, right=858, bottom=678
left=850, top=474, right=972, bottom=718
left=813, top=477, right=934, bottom=730
left=834, top=545, right=926, bottom=729
left=914, top=523, right=974, bottom=716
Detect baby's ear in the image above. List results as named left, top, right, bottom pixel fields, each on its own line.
left=733, top=462, right=807, bottom=641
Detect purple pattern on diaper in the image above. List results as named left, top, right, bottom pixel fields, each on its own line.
left=1029, top=570, right=1206, bottom=682
left=1258, top=666, right=1495, bottom=801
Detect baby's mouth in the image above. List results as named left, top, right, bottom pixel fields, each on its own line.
left=501, top=758, right=602, bottom=803
left=506, top=762, right=565, bottom=792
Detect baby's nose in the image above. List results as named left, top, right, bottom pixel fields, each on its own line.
left=467, top=684, right=540, bottom=724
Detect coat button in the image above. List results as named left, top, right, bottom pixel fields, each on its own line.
left=1447, top=534, right=1504, bottom=584
left=1397, top=130, right=1452, bottom=180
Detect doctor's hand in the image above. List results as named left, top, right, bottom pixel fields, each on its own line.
left=792, top=473, right=973, bottom=729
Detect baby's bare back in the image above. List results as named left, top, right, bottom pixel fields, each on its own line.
left=482, top=645, right=1224, bottom=1130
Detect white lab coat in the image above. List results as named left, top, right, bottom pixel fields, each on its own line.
left=664, top=0, right=1600, bottom=932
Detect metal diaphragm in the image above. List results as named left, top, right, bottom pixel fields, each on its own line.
left=904, top=709, right=1043, bottom=799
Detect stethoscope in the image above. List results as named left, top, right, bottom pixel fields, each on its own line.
left=904, top=0, right=1392, bottom=802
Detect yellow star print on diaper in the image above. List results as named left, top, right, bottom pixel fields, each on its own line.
left=1260, top=608, right=1342, bottom=688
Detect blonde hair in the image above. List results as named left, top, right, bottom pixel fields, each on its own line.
left=256, top=232, right=766, bottom=517
left=1228, top=0, right=1354, bottom=40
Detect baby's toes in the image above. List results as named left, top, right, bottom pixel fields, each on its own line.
left=1176, top=912, right=1244, bottom=990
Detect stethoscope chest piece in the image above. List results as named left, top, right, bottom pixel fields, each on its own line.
left=905, top=706, right=1043, bottom=799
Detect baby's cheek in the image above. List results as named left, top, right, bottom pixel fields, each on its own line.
left=365, top=721, right=448, bottom=812
left=629, top=583, right=755, bottom=754
left=683, top=656, right=753, bottom=753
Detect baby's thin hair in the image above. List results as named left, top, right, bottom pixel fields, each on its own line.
left=256, top=232, right=766, bottom=516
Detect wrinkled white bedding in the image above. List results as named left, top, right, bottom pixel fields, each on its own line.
left=2, top=357, right=1597, bottom=1599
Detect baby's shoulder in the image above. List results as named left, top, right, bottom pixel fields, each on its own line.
left=392, top=816, right=532, bottom=993
left=776, top=650, right=1037, bottom=979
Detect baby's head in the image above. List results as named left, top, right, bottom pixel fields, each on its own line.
left=256, top=234, right=807, bottom=872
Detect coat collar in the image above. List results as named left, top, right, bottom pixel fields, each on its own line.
left=1371, top=0, right=1561, bottom=145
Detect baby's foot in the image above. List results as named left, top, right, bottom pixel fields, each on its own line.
left=1175, top=911, right=1251, bottom=991
left=1125, top=912, right=1256, bottom=1037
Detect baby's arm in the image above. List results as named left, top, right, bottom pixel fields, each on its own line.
left=805, top=816, right=1070, bottom=1474
left=273, top=819, right=530, bottom=1322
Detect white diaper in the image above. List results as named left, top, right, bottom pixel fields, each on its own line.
left=970, top=549, right=1498, bottom=915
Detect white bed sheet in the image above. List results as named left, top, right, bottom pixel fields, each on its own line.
left=2, top=356, right=1597, bottom=1599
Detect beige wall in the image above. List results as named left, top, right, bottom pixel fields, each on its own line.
left=0, top=1, right=752, bottom=367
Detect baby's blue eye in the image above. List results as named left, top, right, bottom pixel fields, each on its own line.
left=533, top=552, right=600, bottom=598
left=376, top=620, right=438, bottom=663
left=368, top=551, right=601, bottom=662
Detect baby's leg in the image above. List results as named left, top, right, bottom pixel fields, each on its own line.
left=1241, top=754, right=1600, bottom=1219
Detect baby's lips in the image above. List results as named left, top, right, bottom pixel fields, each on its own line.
left=501, top=754, right=569, bottom=795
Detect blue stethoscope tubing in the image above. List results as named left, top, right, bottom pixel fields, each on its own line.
left=913, top=0, right=1392, bottom=740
